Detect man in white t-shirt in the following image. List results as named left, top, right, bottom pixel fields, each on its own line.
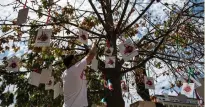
left=61, top=41, right=97, bottom=107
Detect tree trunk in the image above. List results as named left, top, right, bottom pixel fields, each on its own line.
left=134, top=56, right=151, bottom=101
left=101, top=0, right=125, bottom=105
left=104, top=63, right=125, bottom=107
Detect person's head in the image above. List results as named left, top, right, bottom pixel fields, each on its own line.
left=62, top=49, right=90, bottom=68
left=62, top=55, right=75, bottom=68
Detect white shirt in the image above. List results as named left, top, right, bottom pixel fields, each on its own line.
left=62, top=57, right=88, bottom=107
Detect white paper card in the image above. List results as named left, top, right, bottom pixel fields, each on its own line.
left=7, top=56, right=20, bottom=72
left=28, top=72, right=41, bottom=87
left=91, top=57, right=98, bottom=71
left=40, top=69, right=52, bottom=84
left=59, top=87, right=63, bottom=95
left=182, top=74, right=201, bottom=88
left=34, top=29, right=52, bottom=47
left=118, top=38, right=138, bottom=62
left=104, top=47, right=114, bottom=56
left=53, top=82, right=61, bottom=99
left=45, top=76, right=54, bottom=90
left=105, top=56, right=116, bottom=68
left=121, top=83, right=128, bottom=92
left=181, top=83, right=195, bottom=97
left=17, top=8, right=29, bottom=25
left=144, top=76, right=155, bottom=89
left=78, top=28, right=88, bottom=44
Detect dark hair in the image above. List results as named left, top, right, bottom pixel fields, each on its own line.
left=63, top=55, right=74, bottom=68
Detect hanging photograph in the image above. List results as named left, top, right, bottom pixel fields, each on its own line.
left=6, top=56, right=20, bottom=72
left=16, top=8, right=29, bottom=25
left=104, top=47, right=114, bottom=56
left=144, top=76, right=155, bottom=89
left=181, top=83, right=195, bottom=97
left=39, top=69, right=52, bottom=84
left=34, top=29, right=52, bottom=47
left=28, top=72, right=41, bottom=87
left=118, top=38, right=138, bottom=62
left=121, top=81, right=128, bottom=92
left=45, top=76, right=54, bottom=90
left=78, top=28, right=88, bottom=44
left=105, top=56, right=116, bottom=68
left=53, top=82, right=61, bottom=99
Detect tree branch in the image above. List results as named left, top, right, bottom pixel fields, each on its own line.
left=120, top=0, right=154, bottom=33
left=115, top=0, right=130, bottom=32
left=88, top=0, right=108, bottom=33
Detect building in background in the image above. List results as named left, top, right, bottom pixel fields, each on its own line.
left=155, top=95, right=199, bottom=107
left=130, top=95, right=200, bottom=107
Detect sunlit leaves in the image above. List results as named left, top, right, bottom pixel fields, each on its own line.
left=41, top=0, right=51, bottom=9
left=154, top=61, right=162, bottom=69
left=170, top=83, right=175, bottom=88
left=1, top=25, right=11, bottom=33
left=37, top=6, right=43, bottom=18
left=52, top=26, right=61, bottom=35
left=154, top=30, right=160, bottom=37
left=62, top=6, right=74, bottom=15
left=126, top=27, right=138, bottom=37
left=53, top=48, right=63, bottom=57
left=33, top=47, right=42, bottom=53
left=175, top=80, right=183, bottom=88
left=81, top=16, right=100, bottom=30
left=158, top=45, right=165, bottom=51
left=12, top=45, right=20, bottom=52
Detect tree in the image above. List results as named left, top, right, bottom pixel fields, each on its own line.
left=0, top=0, right=204, bottom=107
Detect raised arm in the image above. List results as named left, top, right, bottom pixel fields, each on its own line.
left=86, top=41, right=97, bottom=64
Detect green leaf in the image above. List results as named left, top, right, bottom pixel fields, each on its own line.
left=41, top=0, right=48, bottom=9
left=155, top=62, right=162, bottom=69
left=0, top=92, right=14, bottom=106
left=38, top=6, right=43, bottom=18
left=2, top=25, right=11, bottom=33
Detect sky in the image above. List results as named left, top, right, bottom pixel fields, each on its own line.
left=0, top=0, right=202, bottom=107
